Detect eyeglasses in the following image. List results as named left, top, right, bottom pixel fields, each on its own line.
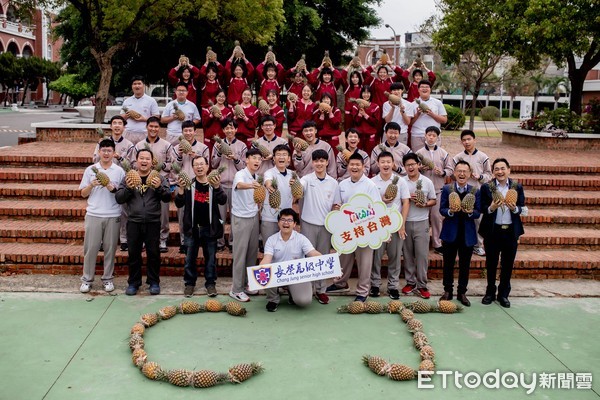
left=279, top=218, right=295, bottom=224
left=404, top=162, right=418, bottom=167
left=262, top=124, right=275, bottom=128
left=100, top=149, right=114, bottom=153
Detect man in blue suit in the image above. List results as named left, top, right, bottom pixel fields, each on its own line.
left=439, top=160, right=481, bottom=306
left=479, top=158, right=525, bottom=308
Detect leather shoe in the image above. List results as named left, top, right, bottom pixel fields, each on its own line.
left=457, top=293, right=471, bottom=307
left=497, top=297, right=511, bottom=308
left=440, top=291, right=453, bottom=301
left=481, top=294, right=495, bottom=305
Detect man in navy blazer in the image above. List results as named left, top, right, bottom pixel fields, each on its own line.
left=479, top=158, right=525, bottom=308
left=439, top=160, right=481, bottom=306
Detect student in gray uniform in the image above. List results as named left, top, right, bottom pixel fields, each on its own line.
left=262, top=209, right=322, bottom=312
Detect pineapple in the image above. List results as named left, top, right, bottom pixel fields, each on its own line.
left=286, top=133, right=309, bottom=151
left=232, top=40, right=244, bottom=61
left=413, top=331, right=429, bottom=350
left=178, top=54, right=189, bottom=66
left=461, top=187, right=477, bottom=213
left=265, top=46, right=276, bottom=64
left=178, top=135, right=194, bottom=155
left=253, top=175, right=267, bottom=205
left=121, top=159, right=142, bottom=190
left=224, top=301, right=247, bottom=316
left=192, top=370, right=228, bottom=388
left=387, top=300, right=404, bottom=314
left=168, top=369, right=193, bottom=387
left=229, top=362, right=263, bottom=383
left=406, top=300, right=433, bottom=314
left=365, top=301, right=385, bottom=314
left=437, top=300, right=463, bottom=314
left=268, top=178, right=281, bottom=210
left=140, top=313, right=159, bottom=327
left=290, top=172, right=304, bottom=200
left=387, top=364, right=416, bottom=381
left=407, top=318, right=424, bottom=333
left=146, top=162, right=163, bottom=187
left=414, top=180, right=426, bottom=207
left=337, top=301, right=366, bottom=314
left=505, top=180, right=519, bottom=207
left=257, top=98, right=270, bottom=114
left=362, top=355, right=390, bottom=376
left=489, top=181, right=505, bottom=204
left=416, top=153, right=435, bottom=170
left=336, top=144, right=353, bottom=163
left=349, top=98, right=370, bottom=109
left=130, top=323, right=145, bottom=336
left=448, top=185, right=462, bottom=212
left=420, top=345, right=435, bottom=361
left=400, top=308, right=414, bottom=323
left=122, top=106, right=141, bottom=120
left=96, top=127, right=107, bottom=139
left=207, top=166, right=227, bottom=184
left=379, top=49, right=390, bottom=65
left=384, top=91, right=402, bottom=106
left=142, top=362, right=166, bottom=381
left=317, top=101, right=332, bottom=114
left=179, top=301, right=203, bottom=314
left=129, top=334, right=144, bottom=351
left=205, top=299, right=223, bottom=312
left=384, top=175, right=400, bottom=200
left=131, top=348, right=147, bottom=369
left=206, top=46, right=217, bottom=63
left=91, top=166, right=110, bottom=187
left=143, top=143, right=159, bottom=167
left=172, top=162, right=193, bottom=189
left=415, top=98, right=430, bottom=113
left=209, top=101, right=222, bottom=118
left=414, top=53, right=424, bottom=68
left=233, top=104, right=245, bottom=119
left=287, top=92, right=299, bottom=103
left=173, top=103, right=185, bottom=121
left=322, top=50, right=332, bottom=68
left=348, top=54, right=362, bottom=74
left=158, top=305, right=177, bottom=320
left=419, top=359, right=436, bottom=377
left=251, top=140, right=272, bottom=158
left=295, top=54, right=307, bottom=72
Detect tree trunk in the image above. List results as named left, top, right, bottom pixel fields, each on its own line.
left=20, top=81, right=29, bottom=107
left=509, top=97, right=514, bottom=119
left=568, top=71, right=585, bottom=116
left=90, top=45, right=124, bottom=123
left=461, top=88, right=467, bottom=113
left=533, top=93, right=539, bottom=117
left=468, top=83, right=482, bottom=131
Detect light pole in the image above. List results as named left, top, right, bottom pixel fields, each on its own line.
left=384, top=24, right=397, bottom=65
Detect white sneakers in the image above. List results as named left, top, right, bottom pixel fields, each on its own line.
left=80, top=281, right=114, bottom=293
left=80, top=283, right=91, bottom=293
left=229, top=291, right=250, bottom=302
left=103, top=281, right=115, bottom=292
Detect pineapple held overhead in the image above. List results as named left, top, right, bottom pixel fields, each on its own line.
left=178, top=54, right=189, bottom=66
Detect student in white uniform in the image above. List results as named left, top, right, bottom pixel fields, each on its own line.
left=327, top=152, right=382, bottom=302
left=121, top=75, right=160, bottom=145
left=262, top=144, right=294, bottom=242
left=263, top=209, right=322, bottom=312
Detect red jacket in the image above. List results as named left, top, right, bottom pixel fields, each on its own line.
left=287, top=101, right=316, bottom=133
left=364, top=65, right=404, bottom=107
left=168, top=65, right=200, bottom=105
left=314, top=107, right=342, bottom=137
left=202, top=106, right=232, bottom=139
left=307, top=68, right=342, bottom=107
left=256, top=62, right=285, bottom=101
left=234, top=105, right=259, bottom=140
left=199, top=63, right=225, bottom=108
left=402, top=70, right=437, bottom=102
left=224, top=60, right=254, bottom=106
left=352, top=103, right=381, bottom=136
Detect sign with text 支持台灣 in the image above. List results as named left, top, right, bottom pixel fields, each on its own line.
left=325, top=193, right=403, bottom=254
left=246, top=253, right=341, bottom=291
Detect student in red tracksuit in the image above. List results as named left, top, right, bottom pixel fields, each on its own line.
left=168, top=62, right=200, bottom=105
left=201, top=89, right=232, bottom=149
left=341, top=68, right=364, bottom=131
left=256, top=61, right=285, bottom=101
left=307, top=65, right=342, bottom=107
left=363, top=60, right=404, bottom=108
left=352, top=85, right=381, bottom=155
left=258, top=89, right=285, bottom=136
left=285, top=68, right=307, bottom=109
left=224, top=53, right=254, bottom=106
left=287, top=84, right=315, bottom=136
left=233, top=88, right=259, bottom=144
left=401, top=61, right=436, bottom=102
left=313, top=93, right=342, bottom=149
left=199, top=62, right=225, bottom=108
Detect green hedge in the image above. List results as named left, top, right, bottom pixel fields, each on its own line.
left=480, top=106, right=500, bottom=121
left=442, top=104, right=466, bottom=131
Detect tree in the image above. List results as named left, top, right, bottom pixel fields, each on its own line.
left=431, top=0, right=508, bottom=130
left=545, top=76, right=568, bottom=110
left=433, top=70, right=453, bottom=102
left=48, top=73, right=95, bottom=106
left=0, top=52, right=20, bottom=106
left=529, top=72, right=546, bottom=117
left=18, top=0, right=285, bottom=122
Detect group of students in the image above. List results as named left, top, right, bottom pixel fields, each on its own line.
left=81, top=105, right=525, bottom=310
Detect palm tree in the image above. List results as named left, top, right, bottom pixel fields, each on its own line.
left=433, top=71, right=453, bottom=102
left=545, top=76, right=568, bottom=110
left=529, top=72, right=546, bottom=117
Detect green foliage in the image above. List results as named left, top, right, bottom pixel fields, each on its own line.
left=442, top=104, right=466, bottom=131
left=520, top=109, right=584, bottom=133
left=583, top=98, right=600, bottom=133
left=502, top=109, right=520, bottom=118
left=480, top=106, right=500, bottom=121
left=48, top=74, right=96, bottom=104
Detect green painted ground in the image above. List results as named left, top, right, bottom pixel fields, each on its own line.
left=0, top=293, right=598, bottom=400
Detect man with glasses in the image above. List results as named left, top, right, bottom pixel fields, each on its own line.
left=79, top=139, right=125, bottom=293
left=161, top=82, right=201, bottom=145
left=262, top=144, right=294, bottom=241
left=263, top=209, right=322, bottom=312
left=401, top=153, right=437, bottom=299
left=255, top=115, right=288, bottom=177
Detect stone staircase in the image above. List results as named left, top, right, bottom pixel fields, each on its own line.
left=0, top=141, right=598, bottom=280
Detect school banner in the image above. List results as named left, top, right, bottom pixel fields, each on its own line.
left=324, top=193, right=403, bottom=254
left=246, top=253, right=342, bottom=291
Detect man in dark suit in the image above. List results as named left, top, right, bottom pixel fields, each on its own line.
left=479, top=158, right=525, bottom=308
left=439, top=160, right=481, bottom=306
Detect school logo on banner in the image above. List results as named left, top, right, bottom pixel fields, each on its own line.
left=253, top=266, right=272, bottom=287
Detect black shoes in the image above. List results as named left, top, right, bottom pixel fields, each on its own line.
left=388, top=289, right=400, bottom=300
left=179, top=245, right=187, bottom=254
left=482, top=294, right=495, bottom=305
left=120, top=243, right=128, bottom=251
left=440, top=291, right=453, bottom=301
left=369, top=286, right=380, bottom=297
left=497, top=297, right=511, bottom=308
left=457, top=293, right=471, bottom=307
left=266, top=301, right=278, bottom=312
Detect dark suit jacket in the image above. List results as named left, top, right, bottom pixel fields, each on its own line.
left=175, top=183, right=227, bottom=239
left=439, top=183, right=481, bottom=247
left=479, top=178, right=525, bottom=240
